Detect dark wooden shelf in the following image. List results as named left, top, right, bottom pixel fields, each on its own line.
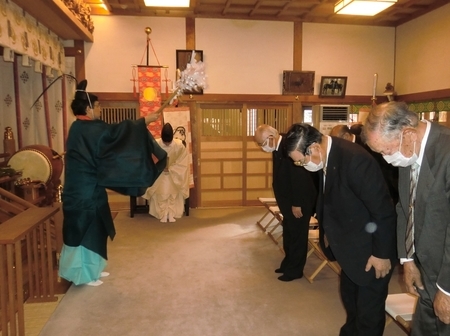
left=0, top=174, right=20, bottom=184
left=11, top=0, right=93, bottom=42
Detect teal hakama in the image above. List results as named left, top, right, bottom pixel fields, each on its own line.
left=58, top=118, right=166, bottom=285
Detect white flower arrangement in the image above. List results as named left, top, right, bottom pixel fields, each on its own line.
left=157, top=51, right=207, bottom=111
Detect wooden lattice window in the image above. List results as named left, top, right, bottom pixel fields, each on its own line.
left=247, top=107, right=290, bottom=135
left=200, top=105, right=242, bottom=136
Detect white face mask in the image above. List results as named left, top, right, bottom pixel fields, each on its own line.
left=261, top=144, right=275, bottom=152
left=383, top=134, right=418, bottom=167
left=303, top=151, right=324, bottom=172
left=260, top=137, right=276, bottom=152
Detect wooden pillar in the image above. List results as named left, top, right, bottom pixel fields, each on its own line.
left=64, top=40, right=86, bottom=81
left=293, top=21, right=303, bottom=71
left=186, top=17, right=196, bottom=50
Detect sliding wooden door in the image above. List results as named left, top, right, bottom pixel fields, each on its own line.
left=195, top=103, right=293, bottom=207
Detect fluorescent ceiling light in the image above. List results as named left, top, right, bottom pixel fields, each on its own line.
left=144, top=0, right=190, bottom=7
left=334, top=0, right=397, bottom=16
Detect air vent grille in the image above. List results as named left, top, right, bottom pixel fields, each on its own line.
left=321, top=106, right=349, bottom=121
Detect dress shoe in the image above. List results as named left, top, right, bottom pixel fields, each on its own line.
left=275, top=268, right=284, bottom=274
left=277, top=274, right=303, bottom=282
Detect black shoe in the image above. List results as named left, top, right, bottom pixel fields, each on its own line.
left=275, top=268, right=284, bottom=274
left=277, top=274, right=303, bottom=282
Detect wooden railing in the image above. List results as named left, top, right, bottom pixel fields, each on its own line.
left=0, top=202, right=61, bottom=336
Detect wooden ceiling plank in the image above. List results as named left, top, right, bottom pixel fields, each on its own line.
left=222, top=0, right=233, bottom=15
left=276, top=2, right=293, bottom=18
left=249, top=0, right=263, bottom=17
left=16, top=0, right=446, bottom=34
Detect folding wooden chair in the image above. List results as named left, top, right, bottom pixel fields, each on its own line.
left=266, top=207, right=283, bottom=249
left=256, top=197, right=278, bottom=232
left=305, top=217, right=341, bottom=283
left=385, top=293, right=417, bottom=334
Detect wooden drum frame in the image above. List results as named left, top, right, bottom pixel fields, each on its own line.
left=7, top=145, right=63, bottom=185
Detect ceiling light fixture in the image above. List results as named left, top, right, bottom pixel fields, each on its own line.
left=144, top=0, right=190, bottom=7
left=334, top=0, right=397, bottom=16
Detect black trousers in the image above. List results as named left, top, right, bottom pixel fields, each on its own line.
left=278, top=206, right=312, bottom=277
left=339, top=266, right=394, bottom=336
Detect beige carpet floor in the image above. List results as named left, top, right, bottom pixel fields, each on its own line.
left=38, top=207, right=407, bottom=336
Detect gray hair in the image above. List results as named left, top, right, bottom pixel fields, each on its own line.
left=364, top=101, right=419, bottom=140
left=285, top=123, right=322, bottom=155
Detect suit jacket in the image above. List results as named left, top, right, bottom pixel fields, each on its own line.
left=272, top=136, right=317, bottom=215
left=397, top=122, right=450, bottom=292
left=317, top=137, right=397, bottom=286
left=355, top=133, right=399, bottom=203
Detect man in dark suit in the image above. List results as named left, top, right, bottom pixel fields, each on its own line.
left=330, top=124, right=360, bottom=143
left=364, top=101, right=450, bottom=334
left=330, top=124, right=399, bottom=204
left=254, top=124, right=317, bottom=282
left=284, top=123, right=396, bottom=336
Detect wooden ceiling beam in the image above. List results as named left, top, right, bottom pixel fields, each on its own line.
left=249, top=1, right=263, bottom=17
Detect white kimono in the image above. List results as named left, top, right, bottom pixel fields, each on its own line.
left=142, top=138, right=189, bottom=221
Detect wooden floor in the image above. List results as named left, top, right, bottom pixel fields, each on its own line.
left=22, top=270, right=70, bottom=336
left=24, top=295, right=64, bottom=336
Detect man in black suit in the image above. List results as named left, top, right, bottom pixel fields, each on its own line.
left=254, top=124, right=317, bottom=282
left=330, top=124, right=360, bottom=144
left=284, top=123, right=396, bottom=336
left=330, top=124, right=399, bottom=204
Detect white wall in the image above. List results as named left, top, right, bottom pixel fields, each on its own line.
left=196, top=19, right=293, bottom=94
left=303, top=23, right=395, bottom=97
left=395, top=3, right=450, bottom=95
left=85, top=16, right=186, bottom=93
left=84, top=16, right=396, bottom=96
left=88, top=13, right=450, bottom=97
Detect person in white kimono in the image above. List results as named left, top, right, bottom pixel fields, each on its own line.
left=143, top=123, right=189, bottom=222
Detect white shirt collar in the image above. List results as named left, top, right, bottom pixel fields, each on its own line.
left=275, top=135, right=282, bottom=151
left=416, top=120, right=430, bottom=167
left=324, top=135, right=332, bottom=174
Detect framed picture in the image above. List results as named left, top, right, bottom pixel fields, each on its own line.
left=176, top=49, right=203, bottom=94
left=282, top=71, right=315, bottom=95
left=319, top=76, right=347, bottom=98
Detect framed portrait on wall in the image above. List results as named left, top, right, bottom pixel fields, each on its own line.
left=282, top=71, right=315, bottom=95
left=176, top=50, right=204, bottom=94
left=319, top=76, right=347, bottom=98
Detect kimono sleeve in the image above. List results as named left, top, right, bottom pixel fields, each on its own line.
left=96, top=118, right=167, bottom=196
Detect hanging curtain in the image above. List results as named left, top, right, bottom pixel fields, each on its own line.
left=16, top=56, right=46, bottom=146
left=138, top=66, right=163, bottom=137
left=0, top=58, right=18, bottom=151
left=0, top=0, right=65, bottom=73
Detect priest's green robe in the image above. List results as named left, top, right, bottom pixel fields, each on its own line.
left=59, top=118, right=166, bottom=285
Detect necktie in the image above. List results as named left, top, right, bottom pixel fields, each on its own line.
left=405, top=163, right=419, bottom=258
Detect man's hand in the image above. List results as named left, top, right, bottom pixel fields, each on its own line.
left=403, top=261, right=423, bottom=296
left=434, top=289, right=450, bottom=324
left=292, top=206, right=303, bottom=218
left=365, top=255, right=391, bottom=278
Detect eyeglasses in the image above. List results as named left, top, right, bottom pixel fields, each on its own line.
left=292, top=147, right=312, bottom=166
left=293, top=158, right=308, bottom=167
left=257, top=135, right=273, bottom=147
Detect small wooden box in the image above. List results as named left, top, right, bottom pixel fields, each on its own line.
left=16, top=184, right=45, bottom=204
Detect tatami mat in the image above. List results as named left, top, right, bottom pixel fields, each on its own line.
left=24, top=295, right=64, bottom=336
